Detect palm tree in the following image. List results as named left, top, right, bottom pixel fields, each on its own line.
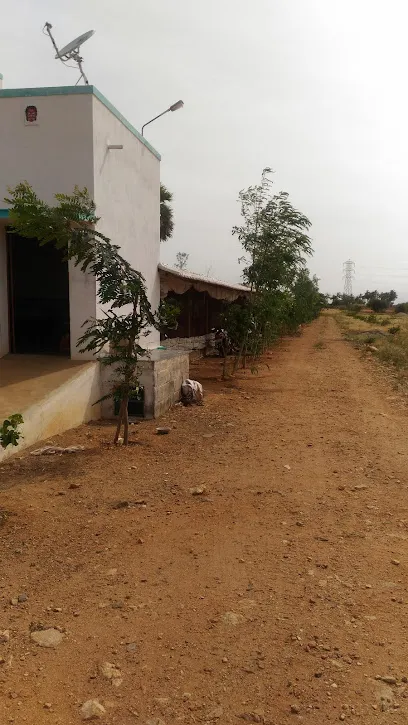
left=160, top=184, right=174, bottom=242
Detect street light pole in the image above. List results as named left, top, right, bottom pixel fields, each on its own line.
left=141, top=100, right=184, bottom=136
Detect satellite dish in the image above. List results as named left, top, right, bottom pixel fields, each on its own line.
left=56, top=30, right=95, bottom=59
left=44, top=22, right=95, bottom=85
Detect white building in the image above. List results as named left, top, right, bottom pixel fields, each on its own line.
left=0, top=78, right=194, bottom=459
left=0, top=77, right=161, bottom=360
left=0, top=77, right=247, bottom=460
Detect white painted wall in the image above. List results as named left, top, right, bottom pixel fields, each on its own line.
left=92, top=95, right=161, bottom=347
left=0, top=92, right=97, bottom=358
left=0, top=225, right=9, bottom=357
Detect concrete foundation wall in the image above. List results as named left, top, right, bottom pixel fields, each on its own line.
left=139, top=350, right=189, bottom=419
left=0, top=362, right=101, bottom=462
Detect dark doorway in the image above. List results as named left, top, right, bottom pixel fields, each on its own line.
left=7, top=232, right=70, bottom=355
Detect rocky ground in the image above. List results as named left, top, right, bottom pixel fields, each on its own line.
left=1, top=313, right=408, bottom=724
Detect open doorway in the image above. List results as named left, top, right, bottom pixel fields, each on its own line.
left=7, top=232, right=70, bottom=355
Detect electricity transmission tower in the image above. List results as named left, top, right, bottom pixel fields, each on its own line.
left=343, top=260, right=355, bottom=296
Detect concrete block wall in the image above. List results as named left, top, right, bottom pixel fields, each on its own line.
left=164, top=333, right=214, bottom=352
left=138, top=350, right=189, bottom=419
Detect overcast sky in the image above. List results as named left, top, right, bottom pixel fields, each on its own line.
left=3, top=0, right=408, bottom=297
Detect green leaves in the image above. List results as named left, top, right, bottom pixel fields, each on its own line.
left=6, top=182, right=163, bottom=446
left=160, top=183, right=174, bottom=242
left=0, top=414, right=24, bottom=449
left=224, top=169, right=320, bottom=372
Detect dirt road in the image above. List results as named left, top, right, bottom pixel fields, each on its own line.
left=2, top=313, right=408, bottom=724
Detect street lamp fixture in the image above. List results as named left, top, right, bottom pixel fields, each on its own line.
left=141, top=100, right=184, bottom=136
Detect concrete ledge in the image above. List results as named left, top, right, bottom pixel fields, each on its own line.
left=0, top=362, right=101, bottom=462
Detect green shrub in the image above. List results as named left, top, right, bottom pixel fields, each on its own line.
left=377, top=343, right=408, bottom=368
left=370, top=298, right=388, bottom=313
left=0, top=414, right=24, bottom=449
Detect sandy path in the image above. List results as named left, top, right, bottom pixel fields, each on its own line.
left=1, top=313, right=408, bottom=724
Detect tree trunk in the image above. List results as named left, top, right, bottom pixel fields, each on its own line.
left=114, top=399, right=126, bottom=443
left=123, top=397, right=130, bottom=445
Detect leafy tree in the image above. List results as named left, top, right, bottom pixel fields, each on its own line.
left=175, top=251, right=189, bottom=271
left=370, top=298, right=388, bottom=313
left=6, top=182, right=176, bottom=446
left=224, top=168, right=316, bottom=372
left=363, top=290, right=397, bottom=309
left=289, top=271, right=324, bottom=326
left=160, top=184, right=174, bottom=242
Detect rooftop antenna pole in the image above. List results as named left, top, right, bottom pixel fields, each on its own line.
left=43, top=22, right=95, bottom=85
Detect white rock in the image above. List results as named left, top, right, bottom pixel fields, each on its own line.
left=80, top=699, right=106, bottom=719
left=30, top=628, right=63, bottom=648
left=190, top=486, right=207, bottom=496
left=99, top=661, right=123, bottom=687
left=221, top=611, right=244, bottom=626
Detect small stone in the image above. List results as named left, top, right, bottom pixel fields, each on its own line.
left=30, top=628, right=63, bottom=648
left=111, top=600, right=124, bottom=609
left=113, top=500, right=130, bottom=509
left=126, top=642, right=138, bottom=652
left=391, top=559, right=400, bottom=566
left=99, top=661, right=122, bottom=686
left=43, top=703, right=52, bottom=710
left=154, top=697, right=170, bottom=706
left=221, top=611, right=244, bottom=626
left=80, top=699, right=106, bottom=719
left=18, top=593, right=28, bottom=603
left=203, top=433, right=215, bottom=438
left=339, top=714, right=346, bottom=721
left=284, top=465, right=291, bottom=471
left=146, top=719, right=166, bottom=725
left=238, top=714, right=264, bottom=723
left=10, top=598, right=18, bottom=606
left=182, top=692, right=192, bottom=701
left=290, top=704, right=300, bottom=714
left=69, top=483, right=81, bottom=489
left=156, top=427, right=171, bottom=435
left=0, top=630, right=10, bottom=644
left=353, top=484, right=368, bottom=491
left=207, top=706, right=223, bottom=719
left=190, top=486, right=207, bottom=496
left=381, top=676, right=397, bottom=685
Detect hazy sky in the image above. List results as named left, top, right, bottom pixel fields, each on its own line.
left=3, top=0, right=408, bottom=297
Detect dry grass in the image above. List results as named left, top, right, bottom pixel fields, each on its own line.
left=334, top=310, right=408, bottom=387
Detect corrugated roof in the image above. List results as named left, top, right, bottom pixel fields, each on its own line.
left=158, top=263, right=250, bottom=294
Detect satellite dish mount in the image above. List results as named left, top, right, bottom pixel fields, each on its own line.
left=44, top=22, right=95, bottom=85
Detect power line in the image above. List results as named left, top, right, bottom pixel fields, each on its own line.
left=343, top=259, right=355, bottom=296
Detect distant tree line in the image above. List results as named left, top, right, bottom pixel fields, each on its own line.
left=330, top=289, right=398, bottom=312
